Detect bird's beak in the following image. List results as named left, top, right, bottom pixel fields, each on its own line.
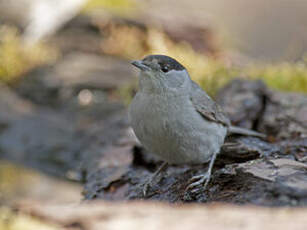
left=131, top=60, right=151, bottom=71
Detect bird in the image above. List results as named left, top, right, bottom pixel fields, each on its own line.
left=128, top=54, right=265, bottom=196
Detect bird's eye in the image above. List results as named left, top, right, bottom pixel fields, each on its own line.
left=161, top=65, right=169, bottom=73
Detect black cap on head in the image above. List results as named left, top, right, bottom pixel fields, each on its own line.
left=142, top=55, right=185, bottom=72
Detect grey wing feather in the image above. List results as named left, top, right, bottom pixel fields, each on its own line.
left=190, top=81, right=230, bottom=127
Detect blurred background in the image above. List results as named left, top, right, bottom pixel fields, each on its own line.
left=0, top=0, right=307, bottom=227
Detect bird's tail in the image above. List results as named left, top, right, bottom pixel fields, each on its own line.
left=228, top=125, right=266, bottom=138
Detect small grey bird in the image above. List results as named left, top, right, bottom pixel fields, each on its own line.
left=129, top=55, right=265, bottom=196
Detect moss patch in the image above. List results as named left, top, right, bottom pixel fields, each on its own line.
left=0, top=26, right=58, bottom=85
left=101, top=24, right=307, bottom=98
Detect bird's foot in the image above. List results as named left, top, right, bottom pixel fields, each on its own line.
left=142, top=173, right=163, bottom=197
left=142, top=162, right=168, bottom=197
left=185, top=173, right=210, bottom=194
left=184, top=151, right=217, bottom=197
left=183, top=173, right=211, bottom=201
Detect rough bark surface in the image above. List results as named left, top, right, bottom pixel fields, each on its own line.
left=82, top=80, right=307, bottom=205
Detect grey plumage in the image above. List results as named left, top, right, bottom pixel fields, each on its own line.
left=190, top=81, right=230, bottom=127
left=190, top=81, right=265, bottom=138
left=129, top=55, right=265, bottom=195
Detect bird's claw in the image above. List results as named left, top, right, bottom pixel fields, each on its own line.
left=184, top=173, right=210, bottom=194
left=142, top=162, right=169, bottom=197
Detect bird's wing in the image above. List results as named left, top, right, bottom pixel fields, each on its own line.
left=190, top=81, right=230, bottom=127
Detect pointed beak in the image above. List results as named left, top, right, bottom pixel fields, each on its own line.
left=131, top=60, right=151, bottom=71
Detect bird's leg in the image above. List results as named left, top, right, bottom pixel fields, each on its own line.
left=185, top=151, right=218, bottom=193
left=143, top=162, right=169, bottom=196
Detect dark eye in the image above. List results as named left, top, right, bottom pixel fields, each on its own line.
left=161, top=65, right=169, bottom=73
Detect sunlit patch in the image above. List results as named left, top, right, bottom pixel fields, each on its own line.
left=78, top=89, right=93, bottom=106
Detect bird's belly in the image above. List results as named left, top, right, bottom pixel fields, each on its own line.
left=130, top=94, right=227, bottom=164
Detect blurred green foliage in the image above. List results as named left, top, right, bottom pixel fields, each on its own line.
left=83, top=0, right=137, bottom=15
left=0, top=26, right=58, bottom=84
left=0, top=21, right=306, bottom=97
left=0, top=207, right=59, bottom=230
left=247, top=61, right=307, bottom=94
left=102, top=24, right=307, bottom=97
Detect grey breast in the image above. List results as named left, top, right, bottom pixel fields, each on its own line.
left=129, top=91, right=227, bottom=165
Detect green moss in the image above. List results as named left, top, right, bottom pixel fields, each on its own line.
left=0, top=26, right=58, bottom=84
left=247, top=62, right=307, bottom=93
left=83, top=0, right=137, bottom=15
left=197, top=61, right=307, bottom=96
left=194, top=60, right=240, bottom=96
left=0, top=206, right=60, bottom=230
left=107, top=25, right=307, bottom=104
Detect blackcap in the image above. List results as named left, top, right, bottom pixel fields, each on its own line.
left=129, top=55, right=265, bottom=196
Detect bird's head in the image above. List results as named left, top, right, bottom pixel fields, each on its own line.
left=131, top=55, right=191, bottom=94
